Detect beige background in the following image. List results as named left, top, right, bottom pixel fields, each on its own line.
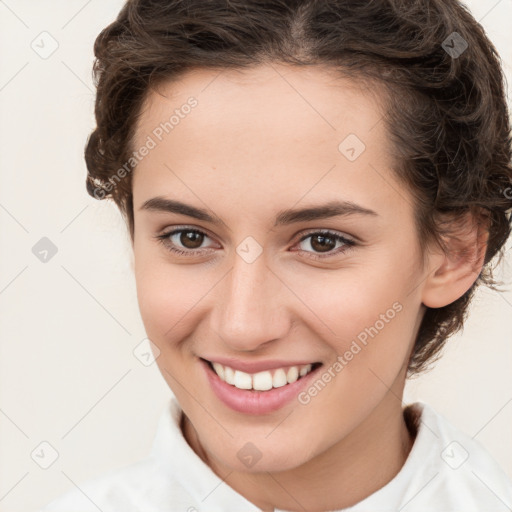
left=0, top=1, right=511, bottom=511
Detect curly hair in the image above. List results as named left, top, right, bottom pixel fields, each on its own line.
left=85, top=0, right=512, bottom=375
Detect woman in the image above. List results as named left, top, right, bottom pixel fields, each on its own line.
left=41, top=0, right=512, bottom=510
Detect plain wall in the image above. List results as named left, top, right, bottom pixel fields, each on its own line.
left=0, top=1, right=511, bottom=511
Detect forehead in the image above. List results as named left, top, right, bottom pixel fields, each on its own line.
left=134, top=63, right=388, bottom=149
left=131, top=64, right=409, bottom=221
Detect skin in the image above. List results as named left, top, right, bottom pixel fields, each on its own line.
left=130, top=64, right=486, bottom=511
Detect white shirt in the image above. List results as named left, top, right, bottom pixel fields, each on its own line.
left=39, top=397, right=512, bottom=512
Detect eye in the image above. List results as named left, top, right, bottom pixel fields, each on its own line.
left=155, top=227, right=356, bottom=260
left=293, top=230, right=356, bottom=259
left=155, top=227, right=217, bottom=256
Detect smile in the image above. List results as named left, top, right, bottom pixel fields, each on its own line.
left=200, top=358, right=323, bottom=414
left=208, top=360, right=318, bottom=391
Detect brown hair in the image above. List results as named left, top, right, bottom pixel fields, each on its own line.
left=85, top=0, right=512, bottom=375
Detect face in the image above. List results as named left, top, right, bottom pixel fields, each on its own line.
left=131, top=64, right=428, bottom=473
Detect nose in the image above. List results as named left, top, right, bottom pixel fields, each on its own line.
left=209, top=250, right=292, bottom=352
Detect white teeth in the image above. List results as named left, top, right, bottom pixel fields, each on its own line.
left=224, top=366, right=235, bottom=385
left=253, top=371, right=273, bottom=391
left=209, top=361, right=316, bottom=391
left=286, top=366, right=299, bottom=384
left=233, top=370, right=252, bottom=389
left=272, top=369, right=287, bottom=388
left=299, top=364, right=312, bottom=377
left=212, top=362, right=224, bottom=380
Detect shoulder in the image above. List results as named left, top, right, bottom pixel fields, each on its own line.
left=38, top=457, right=161, bottom=512
left=39, top=398, right=191, bottom=512
left=38, top=397, right=200, bottom=511
left=400, top=401, right=512, bottom=511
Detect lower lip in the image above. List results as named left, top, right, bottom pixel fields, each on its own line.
left=200, top=359, right=322, bottom=415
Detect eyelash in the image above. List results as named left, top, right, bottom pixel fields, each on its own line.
left=155, top=227, right=356, bottom=260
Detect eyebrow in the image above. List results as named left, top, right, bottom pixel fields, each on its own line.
left=139, top=196, right=378, bottom=227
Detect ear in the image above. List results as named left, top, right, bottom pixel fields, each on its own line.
left=421, top=212, right=489, bottom=309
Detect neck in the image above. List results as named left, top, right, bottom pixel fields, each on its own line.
left=182, top=388, right=415, bottom=512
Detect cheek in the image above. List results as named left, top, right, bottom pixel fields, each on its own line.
left=133, top=247, right=200, bottom=341
left=291, top=260, right=416, bottom=373
left=133, top=249, right=231, bottom=360
left=293, top=267, right=403, bottom=337
left=297, top=272, right=416, bottom=421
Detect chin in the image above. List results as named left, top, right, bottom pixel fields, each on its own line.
left=207, top=436, right=316, bottom=474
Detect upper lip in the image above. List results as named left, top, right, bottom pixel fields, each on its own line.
left=202, top=357, right=320, bottom=374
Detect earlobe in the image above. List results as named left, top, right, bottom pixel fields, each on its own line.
left=421, top=216, right=488, bottom=309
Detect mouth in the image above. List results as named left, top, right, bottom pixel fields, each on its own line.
left=202, top=358, right=323, bottom=391
left=200, top=357, right=323, bottom=414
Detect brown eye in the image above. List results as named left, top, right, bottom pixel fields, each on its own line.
left=296, top=230, right=356, bottom=259
left=309, top=234, right=337, bottom=253
left=179, top=230, right=204, bottom=249
left=156, top=228, right=216, bottom=256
